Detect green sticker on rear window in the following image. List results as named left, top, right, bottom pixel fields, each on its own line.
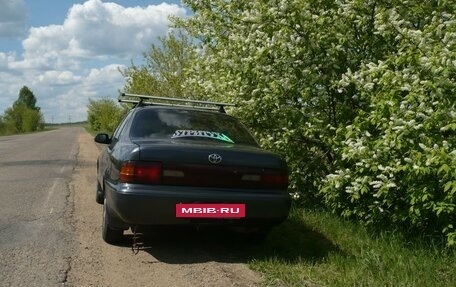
left=171, top=130, right=234, bottom=143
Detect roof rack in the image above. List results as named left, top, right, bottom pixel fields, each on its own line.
left=119, top=93, right=236, bottom=113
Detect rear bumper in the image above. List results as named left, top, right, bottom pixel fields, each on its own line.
left=105, top=182, right=291, bottom=228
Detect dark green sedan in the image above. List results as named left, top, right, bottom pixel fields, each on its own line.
left=94, top=94, right=291, bottom=244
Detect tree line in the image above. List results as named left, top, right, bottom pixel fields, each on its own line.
left=88, top=0, right=456, bottom=246
left=0, top=86, right=44, bottom=135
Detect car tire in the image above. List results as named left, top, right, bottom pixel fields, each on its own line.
left=96, top=182, right=104, bottom=204
left=102, top=198, right=124, bottom=244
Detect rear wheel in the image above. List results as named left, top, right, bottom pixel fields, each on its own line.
left=102, top=198, right=124, bottom=244
left=95, top=182, right=104, bottom=204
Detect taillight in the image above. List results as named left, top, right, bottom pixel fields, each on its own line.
left=261, top=172, right=288, bottom=190
left=119, top=162, right=162, bottom=184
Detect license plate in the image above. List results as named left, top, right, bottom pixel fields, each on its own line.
left=176, top=203, right=245, bottom=218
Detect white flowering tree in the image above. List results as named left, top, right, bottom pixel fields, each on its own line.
left=321, top=8, right=456, bottom=245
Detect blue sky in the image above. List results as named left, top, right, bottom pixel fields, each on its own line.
left=0, top=0, right=187, bottom=123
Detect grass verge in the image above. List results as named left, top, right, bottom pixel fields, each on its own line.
left=246, top=208, right=455, bottom=287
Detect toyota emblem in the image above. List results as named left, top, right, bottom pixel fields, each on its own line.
left=208, top=153, right=222, bottom=164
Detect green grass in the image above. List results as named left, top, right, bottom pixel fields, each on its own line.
left=245, top=208, right=455, bottom=287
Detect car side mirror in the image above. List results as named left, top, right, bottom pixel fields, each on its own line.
left=94, top=133, right=111, bottom=144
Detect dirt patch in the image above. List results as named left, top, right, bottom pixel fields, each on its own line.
left=65, top=131, right=261, bottom=287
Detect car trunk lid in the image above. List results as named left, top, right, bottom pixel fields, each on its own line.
left=134, top=140, right=288, bottom=190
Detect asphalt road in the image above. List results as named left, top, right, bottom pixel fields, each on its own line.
left=0, top=127, right=80, bottom=286
left=0, top=127, right=260, bottom=287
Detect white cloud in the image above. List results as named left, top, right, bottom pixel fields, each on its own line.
left=0, top=0, right=188, bottom=123
left=0, top=52, right=17, bottom=70
left=37, top=70, right=82, bottom=86
left=22, top=0, right=187, bottom=65
left=38, top=64, right=126, bottom=123
left=0, top=0, right=27, bottom=37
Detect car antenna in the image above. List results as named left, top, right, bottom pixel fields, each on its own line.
left=217, top=105, right=226, bottom=113
left=136, top=98, right=145, bottom=108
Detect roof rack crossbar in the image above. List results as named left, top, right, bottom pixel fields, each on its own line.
left=119, top=99, right=220, bottom=111
left=121, top=93, right=235, bottom=111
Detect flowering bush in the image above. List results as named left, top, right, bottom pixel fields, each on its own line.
left=321, top=9, right=456, bottom=245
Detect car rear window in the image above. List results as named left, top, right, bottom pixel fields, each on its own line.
left=129, top=108, right=258, bottom=146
